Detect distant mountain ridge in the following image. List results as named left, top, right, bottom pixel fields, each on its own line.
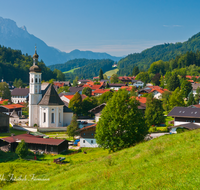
left=0, top=17, right=123, bottom=66
left=117, top=32, right=200, bottom=76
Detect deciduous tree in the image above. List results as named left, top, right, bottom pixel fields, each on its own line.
left=68, top=92, right=82, bottom=115
left=82, top=87, right=92, bottom=97
left=95, top=90, right=148, bottom=152
left=99, top=68, right=103, bottom=81
left=145, top=95, right=165, bottom=127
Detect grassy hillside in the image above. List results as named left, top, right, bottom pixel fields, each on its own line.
left=2, top=130, right=200, bottom=189
left=104, top=68, right=119, bottom=76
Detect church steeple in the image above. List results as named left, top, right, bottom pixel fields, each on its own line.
left=30, top=46, right=41, bottom=73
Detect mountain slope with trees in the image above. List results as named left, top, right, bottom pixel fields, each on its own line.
left=49, top=58, right=114, bottom=81
left=118, top=32, right=200, bottom=75
left=0, top=45, right=65, bottom=83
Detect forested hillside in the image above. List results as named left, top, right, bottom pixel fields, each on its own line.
left=49, top=59, right=115, bottom=81
left=0, top=45, right=65, bottom=83
left=118, top=32, right=200, bottom=75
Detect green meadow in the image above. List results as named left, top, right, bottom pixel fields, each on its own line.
left=63, top=67, right=80, bottom=74
left=1, top=129, right=200, bottom=189
left=104, top=68, right=119, bottom=76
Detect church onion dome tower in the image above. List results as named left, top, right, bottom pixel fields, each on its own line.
left=30, top=46, right=41, bottom=73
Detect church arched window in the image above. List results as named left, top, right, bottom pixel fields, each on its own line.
left=35, top=78, right=37, bottom=83
left=32, top=78, right=33, bottom=83
left=39, top=78, right=41, bottom=83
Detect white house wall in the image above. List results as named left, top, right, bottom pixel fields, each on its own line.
left=63, top=112, right=73, bottom=126
left=80, top=138, right=98, bottom=148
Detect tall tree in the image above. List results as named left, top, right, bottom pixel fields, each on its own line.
left=68, top=92, right=82, bottom=115
left=95, top=89, right=148, bottom=152
left=169, top=87, right=185, bottom=110
left=187, top=91, right=196, bottom=106
left=162, top=91, right=172, bottom=112
left=145, top=95, right=165, bottom=127
left=195, top=86, right=200, bottom=103
left=181, top=80, right=192, bottom=98
left=151, top=73, right=161, bottom=86
left=0, top=82, right=11, bottom=99
left=82, top=87, right=92, bottom=97
left=66, top=114, right=79, bottom=140
left=110, top=74, right=119, bottom=83
left=132, top=66, right=139, bottom=76
left=73, top=76, right=78, bottom=87
left=135, top=72, right=149, bottom=83
left=99, top=68, right=103, bottom=81
left=167, top=72, right=180, bottom=91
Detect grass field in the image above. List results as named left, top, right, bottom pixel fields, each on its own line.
left=63, top=67, right=80, bottom=74
left=0, top=127, right=26, bottom=138
left=104, top=68, right=119, bottom=76
left=2, top=129, right=200, bottom=189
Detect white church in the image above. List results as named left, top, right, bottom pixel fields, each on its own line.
left=29, top=48, right=73, bottom=128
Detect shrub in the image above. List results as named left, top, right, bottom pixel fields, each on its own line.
left=176, top=128, right=189, bottom=133
left=15, top=139, right=28, bottom=159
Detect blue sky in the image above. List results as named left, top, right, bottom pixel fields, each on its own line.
left=1, top=0, right=200, bottom=56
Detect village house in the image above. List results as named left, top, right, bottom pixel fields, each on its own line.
left=69, top=86, right=84, bottom=94
left=11, top=88, right=29, bottom=103
left=0, top=112, right=9, bottom=133
left=0, top=133, right=68, bottom=154
left=132, top=80, right=144, bottom=88
left=92, top=89, right=111, bottom=96
left=118, top=76, right=136, bottom=83
left=167, top=107, right=200, bottom=133
left=77, top=124, right=98, bottom=148
left=60, top=94, right=87, bottom=106
left=0, top=103, right=24, bottom=117
left=108, top=83, right=127, bottom=90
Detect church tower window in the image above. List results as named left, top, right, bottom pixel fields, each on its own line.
left=35, top=78, right=37, bottom=83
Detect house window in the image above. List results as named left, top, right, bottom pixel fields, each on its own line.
left=91, top=140, right=93, bottom=144
left=51, top=147, right=53, bottom=152
left=43, top=113, right=46, bottom=123
left=51, top=113, right=54, bottom=123
left=83, top=140, right=85, bottom=143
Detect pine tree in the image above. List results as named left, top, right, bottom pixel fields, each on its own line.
left=66, top=114, right=79, bottom=140
left=15, top=139, right=28, bottom=159
left=99, top=68, right=103, bottom=81
left=132, top=66, right=139, bottom=76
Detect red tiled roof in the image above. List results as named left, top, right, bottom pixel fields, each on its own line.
left=64, top=94, right=87, bottom=100
left=121, top=86, right=133, bottom=91
left=186, top=75, right=200, bottom=79
left=78, top=124, right=97, bottom=131
left=92, top=89, right=110, bottom=95
left=136, top=97, right=147, bottom=104
left=1, top=134, right=65, bottom=146
left=118, top=76, right=136, bottom=80
left=0, top=99, right=9, bottom=104
left=1, top=104, right=24, bottom=109
left=188, top=80, right=194, bottom=83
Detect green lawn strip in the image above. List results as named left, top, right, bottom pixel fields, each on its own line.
left=63, top=67, right=80, bottom=74
left=0, top=127, right=27, bottom=138
left=104, top=68, right=119, bottom=76
left=3, top=130, right=200, bottom=189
